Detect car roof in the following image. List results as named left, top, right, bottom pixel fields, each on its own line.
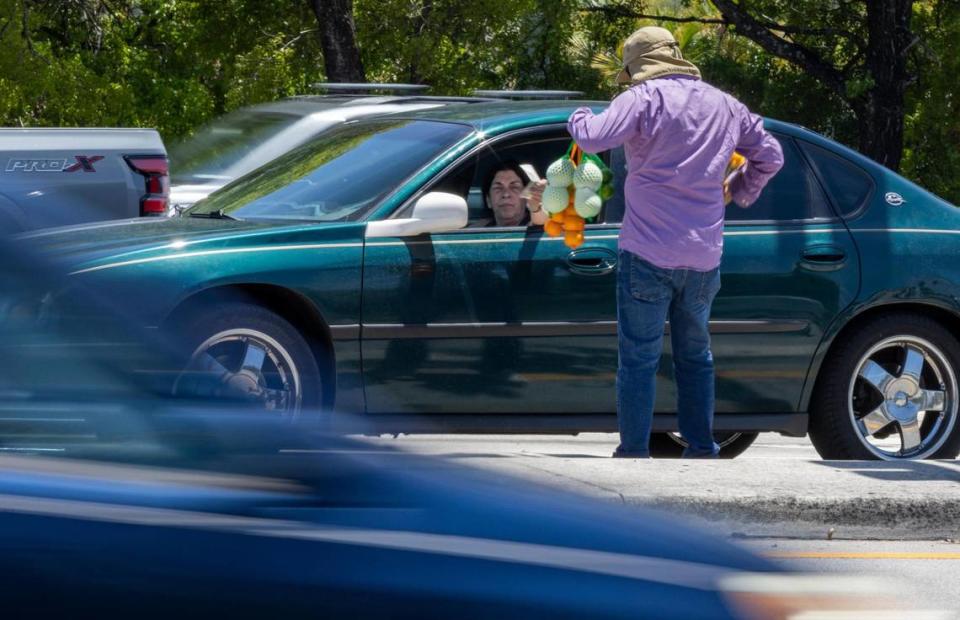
left=387, top=99, right=808, bottom=137
left=215, top=96, right=812, bottom=140
left=394, top=100, right=607, bottom=128
left=234, top=96, right=851, bottom=171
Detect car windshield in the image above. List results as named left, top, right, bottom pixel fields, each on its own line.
left=186, top=120, right=472, bottom=222
left=169, top=109, right=302, bottom=185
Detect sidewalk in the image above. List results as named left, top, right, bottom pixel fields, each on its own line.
left=490, top=456, right=960, bottom=540
left=368, top=434, right=960, bottom=540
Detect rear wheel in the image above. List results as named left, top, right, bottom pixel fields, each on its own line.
left=170, top=302, right=324, bottom=419
left=809, top=313, right=960, bottom=460
left=648, top=431, right=758, bottom=459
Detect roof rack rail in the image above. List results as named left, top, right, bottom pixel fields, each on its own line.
left=353, top=95, right=501, bottom=105
left=472, top=89, right=584, bottom=100
left=311, top=83, right=431, bottom=94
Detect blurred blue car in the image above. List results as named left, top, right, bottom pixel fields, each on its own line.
left=0, top=235, right=894, bottom=618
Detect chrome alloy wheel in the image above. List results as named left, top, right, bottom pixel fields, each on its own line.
left=173, top=328, right=302, bottom=417
left=849, top=336, right=958, bottom=459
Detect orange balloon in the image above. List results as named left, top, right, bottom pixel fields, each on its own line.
left=544, top=220, right=564, bottom=237
left=564, top=216, right=585, bottom=231
left=563, top=204, right=578, bottom=217
left=564, top=230, right=584, bottom=249
left=550, top=211, right=565, bottom=223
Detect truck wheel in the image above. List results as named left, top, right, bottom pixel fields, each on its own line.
left=809, top=313, right=960, bottom=460
left=170, top=302, right=323, bottom=419
left=648, top=431, right=758, bottom=458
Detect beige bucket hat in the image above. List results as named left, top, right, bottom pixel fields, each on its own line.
left=616, top=26, right=701, bottom=85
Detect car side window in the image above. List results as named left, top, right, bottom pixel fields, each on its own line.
left=726, top=135, right=834, bottom=223
left=600, top=147, right=627, bottom=224
left=466, top=131, right=573, bottom=228
left=602, top=136, right=834, bottom=224
left=405, top=129, right=621, bottom=228
left=797, top=141, right=874, bottom=217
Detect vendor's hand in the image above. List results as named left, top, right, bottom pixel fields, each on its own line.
left=723, top=181, right=733, bottom=206
left=526, top=179, right=547, bottom=212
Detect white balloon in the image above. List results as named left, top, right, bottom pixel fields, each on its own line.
left=573, top=160, right=603, bottom=191
left=545, top=158, right=575, bottom=187
left=543, top=186, right=570, bottom=214
left=574, top=188, right=602, bottom=218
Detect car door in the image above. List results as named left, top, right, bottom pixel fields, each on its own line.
left=708, top=134, right=861, bottom=415
left=360, top=126, right=623, bottom=416
left=360, top=128, right=859, bottom=423
left=580, top=133, right=859, bottom=420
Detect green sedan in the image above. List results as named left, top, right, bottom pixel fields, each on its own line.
left=24, top=101, right=960, bottom=460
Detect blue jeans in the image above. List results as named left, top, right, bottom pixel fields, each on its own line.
left=616, top=250, right=721, bottom=458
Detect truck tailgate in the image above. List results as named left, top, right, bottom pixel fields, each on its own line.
left=0, top=128, right=167, bottom=233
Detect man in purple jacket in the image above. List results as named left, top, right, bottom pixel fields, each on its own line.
left=568, top=26, right=784, bottom=458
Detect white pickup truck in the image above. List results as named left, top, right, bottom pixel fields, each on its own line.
left=0, top=128, right=167, bottom=233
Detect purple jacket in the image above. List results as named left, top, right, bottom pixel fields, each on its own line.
left=568, top=75, right=784, bottom=271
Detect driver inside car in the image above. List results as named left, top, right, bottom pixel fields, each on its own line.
left=482, top=160, right=549, bottom=227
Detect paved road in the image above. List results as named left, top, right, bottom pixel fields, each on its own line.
left=362, top=432, right=960, bottom=615
left=747, top=538, right=960, bottom=615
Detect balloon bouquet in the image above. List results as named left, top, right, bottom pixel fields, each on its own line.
left=541, top=143, right=613, bottom=249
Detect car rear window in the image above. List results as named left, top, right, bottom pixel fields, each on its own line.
left=726, top=135, right=835, bottom=223
left=188, top=120, right=472, bottom=222
left=798, top=141, right=874, bottom=216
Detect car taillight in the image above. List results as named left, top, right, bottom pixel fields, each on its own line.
left=125, top=155, right=170, bottom=216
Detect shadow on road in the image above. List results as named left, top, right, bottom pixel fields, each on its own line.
left=814, top=459, right=960, bottom=482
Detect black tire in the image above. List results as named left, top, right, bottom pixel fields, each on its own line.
left=648, top=431, right=758, bottom=459
left=169, top=302, right=324, bottom=420
left=809, top=312, right=960, bottom=460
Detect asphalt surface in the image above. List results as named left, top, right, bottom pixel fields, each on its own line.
left=362, top=432, right=960, bottom=540
left=748, top=539, right=960, bottom=615
left=364, top=432, right=960, bottom=614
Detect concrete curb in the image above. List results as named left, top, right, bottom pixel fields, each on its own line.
left=367, top=434, right=960, bottom=540
left=640, top=496, right=960, bottom=540
left=472, top=456, right=960, bottom=540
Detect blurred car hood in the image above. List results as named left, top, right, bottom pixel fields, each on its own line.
left=13, top=216, right=361, bottom=272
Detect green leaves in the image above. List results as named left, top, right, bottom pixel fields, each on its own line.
left=1, top=0, right=323, bottom=139
left=0, top=0, right=957, bottom=203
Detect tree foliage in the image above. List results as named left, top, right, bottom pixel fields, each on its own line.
left=0, top=0, right=958, bottom=203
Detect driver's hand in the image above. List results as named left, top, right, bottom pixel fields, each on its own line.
left=526, top=179, right=547, bottom=212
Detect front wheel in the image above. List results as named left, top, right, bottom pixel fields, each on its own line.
left=170, top=302, right=324, bottom=419
left=809, top=313, right=960, bottom=460
left=648, top=431, right=758, bottom=458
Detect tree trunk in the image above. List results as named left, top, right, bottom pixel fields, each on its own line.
left=855, top=0, right=914, bottom=170
left=710, top=0, right=915, bottom=172
left=307, top=0, right=366, bottom=83
left=407, top=0, right=433, bottom=84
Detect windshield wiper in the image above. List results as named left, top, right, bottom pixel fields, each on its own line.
left=188, top=208, right=241, bottom=221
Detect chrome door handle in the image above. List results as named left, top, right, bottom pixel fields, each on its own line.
left=566, top=247, right=618, bottom=276
left=799, top=245, right=847, bottom=271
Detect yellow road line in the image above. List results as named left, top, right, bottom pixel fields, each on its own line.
left=767, top=552, right=960, bottom=560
